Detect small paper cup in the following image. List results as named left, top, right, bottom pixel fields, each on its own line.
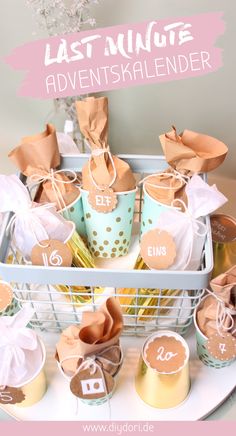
left=194, top=296, right=235, bottom=368
left=57, top=360, right=114, bottom=406
left=140, top=184, right=179, bottom=237
left=81, top=188, right=137, bottom=258
left=12, top=338, right=47, bottom=407
left=135, top=331, right=190, bottom=409
left=60, top=190, right=87, bottom=238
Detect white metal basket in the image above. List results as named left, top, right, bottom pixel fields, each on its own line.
left=0, top=155, right=212, bottom=335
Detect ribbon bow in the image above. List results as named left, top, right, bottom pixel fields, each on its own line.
left=29, top=169, right=78, bottom=211
left=0, top=306, right=38, bottom=388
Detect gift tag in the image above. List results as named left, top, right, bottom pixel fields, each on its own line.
left=140, top=229, right=176, bottom=269
left=0, top=282, right=13, bottom=313
left=206, top=333, right=236, bottom=361
left=70, top=365, right=114, bottom=400
left=144, top=335, right=187, bottom=373
left=31, top=239, right=72, bottom=267
left=0, top=386, right=25, bottom=405
left=88, top=186, right=118, bottom=213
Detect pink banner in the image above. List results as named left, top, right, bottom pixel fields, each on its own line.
left=5, top=12, right=225, bottom=99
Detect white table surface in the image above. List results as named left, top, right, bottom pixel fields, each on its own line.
left=0, top=331, right=235, bottom=422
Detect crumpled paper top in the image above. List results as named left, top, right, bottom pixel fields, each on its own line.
left=56, top=297, right=123, bottom=376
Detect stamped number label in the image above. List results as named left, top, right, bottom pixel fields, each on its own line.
left=0, top=282, right=13, bottom=313
left=0, top=387, right=25, bottom=405
left=206, top=333, right=236, bottom=361
left=88, top=186, right=118, bottom=213
left=145, top=335, right=187, bottom=373
left=31, top=239, right=72, bottom=267
left=156, top=346, right=178, bottom=362
left=140, top=229, right=176, bottom=269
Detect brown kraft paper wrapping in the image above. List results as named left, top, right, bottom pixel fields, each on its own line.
left=144, top=167, right=187, bottom=205
left=8, top=124, right=79, bottom=209
left=76, top=96, right=136, bottom=192
left=197, top=266, right=236, bottom=338
left=56, top=297, right=123, bottom=377
left=159, top=126, right=228, bottom=174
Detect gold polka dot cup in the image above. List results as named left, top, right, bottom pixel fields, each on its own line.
left=194, top=296, right=236, bottom=368
left=81, top=188, right=137, bottom=258
left=135, top=331, right=190, bottom=409
left=60, top=189, right=87, bottom=238
left=140, top=184, right=177, bottom=237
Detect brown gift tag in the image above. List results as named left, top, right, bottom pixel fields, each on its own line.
left=145, top=336, right=187, bottom=373
left=0, top=387, right=25, bottom=405
left=140, top=229, right=176, bottom=270
left=206, top=333, right=236, bottom=361
left=70, top=365, right=114, bottom=400
left=0, top=282, right=13, bottom=312
left=31, top=239, right=72, bottom=267
left=88, top=186, right=118, bottom=213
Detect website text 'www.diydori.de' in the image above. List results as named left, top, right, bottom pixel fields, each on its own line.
left=82, top=422, right=154, bottom=434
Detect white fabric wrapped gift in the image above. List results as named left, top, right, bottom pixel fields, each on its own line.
left=0, top=175, right=75, bottom=260
left=155, top=175, right=227, bottom=270
left=0, top=306, right=43, bottom=387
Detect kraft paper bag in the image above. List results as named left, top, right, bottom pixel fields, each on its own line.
left=9, top=124, right=79, bottom=210
left=144, top=167, right=187, bottom=206
left=159, top=126, right=228, bottom=174
left=56, top=297, right=123, bottom=377
left=76, top=96, right=136, bottom=192
left=197, top=266, right=236, bottom=338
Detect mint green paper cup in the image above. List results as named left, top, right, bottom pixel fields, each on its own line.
left=60, top=190, right=86, bottom=238
left=194, top=296, right=235, bottom=369
left=81, top=188, right=137, bottom=258
left=0, top=297, right=19, bottom=317
left=140, top=184, right=178, bottom=237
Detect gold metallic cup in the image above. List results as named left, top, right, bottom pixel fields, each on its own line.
left=211, top=214, right=236, bottom=279
left=135, top=331, right=190, bottom=409
left=14, top=339, right=47, bottom=407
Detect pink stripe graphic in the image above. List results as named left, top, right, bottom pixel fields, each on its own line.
left=5, top=12, right=225, bottom=99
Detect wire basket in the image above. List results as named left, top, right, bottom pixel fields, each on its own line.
left=0, top=155, right=212, bottom=336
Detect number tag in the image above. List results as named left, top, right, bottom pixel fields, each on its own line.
left=0, top=387, right=25, bottom=405
left=31, top=239, right=72, bottom=267
left=140, top=229, right=176, bottom=269
left=88, top=186, right=118, bottom=213
left=206, top=333, right=236, bottom=361
left=70, top=366, right=114, bottom=400
left=0, top=282, right=13, bottom=313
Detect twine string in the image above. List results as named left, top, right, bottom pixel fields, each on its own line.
left=88, top=146, right=117, bottom=191
left=29, top=169, right=78, bottom=215
left=59, top=345, right=123, bottom=420
left=205, top=289, right=236, bottom=337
